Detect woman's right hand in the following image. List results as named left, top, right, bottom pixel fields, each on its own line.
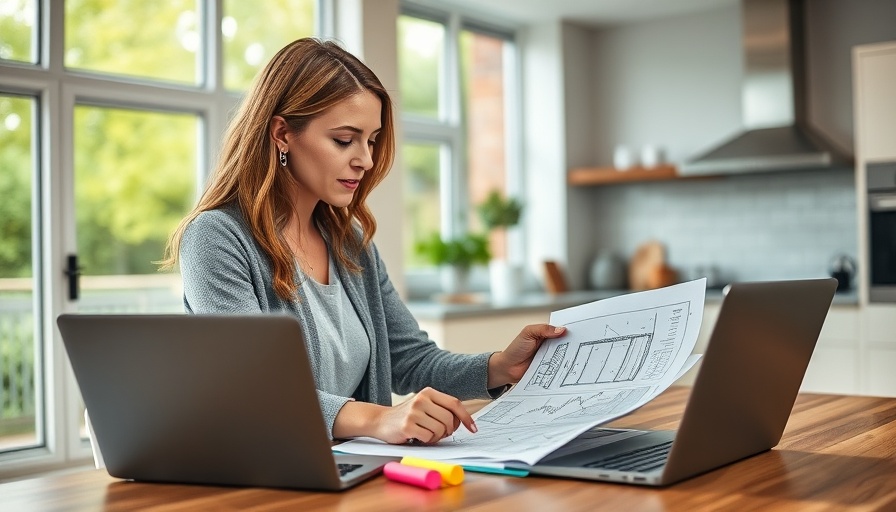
left=332, top=387, right=477, bottom=444
left=333, top=388, right=477, bottom=444
left=375, top=387, right=477, bottom=445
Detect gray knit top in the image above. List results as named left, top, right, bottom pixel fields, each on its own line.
left=179, top=203, right=494, bottom=438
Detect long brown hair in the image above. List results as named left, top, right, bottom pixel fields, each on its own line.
left=161, top=38, right=395, bottom=299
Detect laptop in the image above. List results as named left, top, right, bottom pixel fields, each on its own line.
left=57, top=313, right=394, bottom=491
left=506, top=277, right=838, bottom=486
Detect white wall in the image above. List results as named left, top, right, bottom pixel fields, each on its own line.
left=520, top=22, right=569, bottom=281
left=562, top=23, right=601, bottom=289
left=335, top=0, right=406, bottom=295
left=807, top=0, right=896, bottom=154
left=589, top=4, right=742, bottom=167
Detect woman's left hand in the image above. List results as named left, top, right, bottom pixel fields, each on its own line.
left=487, top=324, right=567, bottom=389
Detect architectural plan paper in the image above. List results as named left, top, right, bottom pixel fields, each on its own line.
left=335, top=278, right=707, bottom=465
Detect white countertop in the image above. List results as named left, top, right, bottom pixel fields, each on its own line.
left=407, top=288, right=860, bottom=321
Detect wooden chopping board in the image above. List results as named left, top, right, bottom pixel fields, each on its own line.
left=629, top=241, right=665, bottom=291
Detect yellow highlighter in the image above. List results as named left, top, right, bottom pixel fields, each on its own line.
left=400, top=457, right=465, bottom=486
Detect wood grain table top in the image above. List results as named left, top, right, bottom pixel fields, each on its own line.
left=4, top=386, right=896, bottom=511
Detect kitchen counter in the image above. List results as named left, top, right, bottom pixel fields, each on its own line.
left=407, top=287, right=860, bottom=321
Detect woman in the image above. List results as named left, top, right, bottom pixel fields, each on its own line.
left=162, top=38, right=566, bottom=445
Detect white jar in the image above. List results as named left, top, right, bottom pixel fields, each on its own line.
left=641, top=145, right=664, bottom=168
left=613, top=145, right=636, bottom=170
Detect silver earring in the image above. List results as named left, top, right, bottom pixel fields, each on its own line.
left=279, top=150, right=288, bottom=167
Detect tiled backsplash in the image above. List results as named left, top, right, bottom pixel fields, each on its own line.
left=589, top=168, right=857, bottom=286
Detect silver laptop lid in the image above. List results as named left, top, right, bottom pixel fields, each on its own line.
left=661, top=277, right=837, bottom=484
left=58, top=314, right=349, bottom=490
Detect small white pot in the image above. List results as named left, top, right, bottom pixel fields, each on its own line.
left=489, top=260, right=522, bottom=304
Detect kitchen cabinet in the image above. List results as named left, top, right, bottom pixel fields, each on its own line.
left=861, top=305, right=896, bottom=396
left=855, top=41, right=896, bottom=306
left=415, top=301, right=893, bottom=396
left=664, top=303, right=867, bottom=394
left=661, top=300, right=856, bottom=389
left=803, top=306, right=861, bottom=394
left=851, top=41, right=896, bottom=396
left=853, top=42, right=896, bottom=163
left=688, top=303, right=896, bottom=396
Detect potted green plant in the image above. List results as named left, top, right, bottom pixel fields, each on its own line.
left=415, top=232, right=490, bottom=295
left=476, top=190, right=524, bottom=303
left=477, top=190, right=523, bottom=233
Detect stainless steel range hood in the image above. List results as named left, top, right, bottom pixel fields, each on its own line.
left=679, top=0, right=852, bottom=176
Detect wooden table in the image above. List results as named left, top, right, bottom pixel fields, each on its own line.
left=5, top=386, right=896, bottom=511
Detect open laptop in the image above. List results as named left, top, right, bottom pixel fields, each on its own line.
left=57, top=313, right=394, bottom=491
left=506, top=277, right=838, bottom=486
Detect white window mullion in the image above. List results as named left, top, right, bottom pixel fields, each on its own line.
left=203, top=0, right=222, bottom=91
left=439, top=143, right=454, bottom=235
left=503, top=39, right=525, bottom=266
left=58, top=78, right=86, bottom=464
left=49, top=0, right=88, bottom=469
left=402, top=117, right=455, bottom=140
left=318, top=0, right=336, bottom=38
left=444, top=13, right=465, bottom=237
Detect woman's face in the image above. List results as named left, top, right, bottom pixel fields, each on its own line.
left=284, top=91, right=382, bottom=209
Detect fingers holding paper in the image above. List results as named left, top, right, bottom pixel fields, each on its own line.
left=488, top=324, right=567, bottom=389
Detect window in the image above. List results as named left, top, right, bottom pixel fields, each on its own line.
left=0, top=94, right=38, bottom=453
left=398, top=5, right=521, bottom=276
left=64, top=1, right=202, bottom=85
left=0, top=0, right=37, bottom=64
left=0, top=0, right=321, bottom=478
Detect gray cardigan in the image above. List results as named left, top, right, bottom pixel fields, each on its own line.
left=179, top=203, right=494, bottom=437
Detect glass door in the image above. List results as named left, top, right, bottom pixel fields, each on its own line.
left=0, top=94, right=40, bottom=453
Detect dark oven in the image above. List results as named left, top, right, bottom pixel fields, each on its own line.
left=868, top=161, right=896, bottom=302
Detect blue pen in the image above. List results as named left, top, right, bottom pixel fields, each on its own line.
left=462, top=465, right=529, bottom=477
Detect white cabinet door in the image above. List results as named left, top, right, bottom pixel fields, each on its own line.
left=854, top=42, right=896, bottom=162
left=801, top=306, right=861, bottom=394
left=678, top=303, right=861, bottom=393
left=417, top=302, right=874, bottom=395
left=862, top=305, right=896, bottom=396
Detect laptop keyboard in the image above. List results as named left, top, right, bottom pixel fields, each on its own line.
left=584, top=440, right=673, bottom=473
left=338, top=463, right=363, bottom=476
left=578, top=428, right=628, bottom=440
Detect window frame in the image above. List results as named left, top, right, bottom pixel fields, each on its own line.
left=0, top=0, right=329, bottom=479
left=400, top=2, right=524, bottom=294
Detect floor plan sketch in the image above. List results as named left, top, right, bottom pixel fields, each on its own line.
left=526, top=309, right=665, bottom=390
left=561, top=334, right=652, bottom=386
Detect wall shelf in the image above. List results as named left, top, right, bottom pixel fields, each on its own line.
left=568, top=164, right=678, bottom=185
